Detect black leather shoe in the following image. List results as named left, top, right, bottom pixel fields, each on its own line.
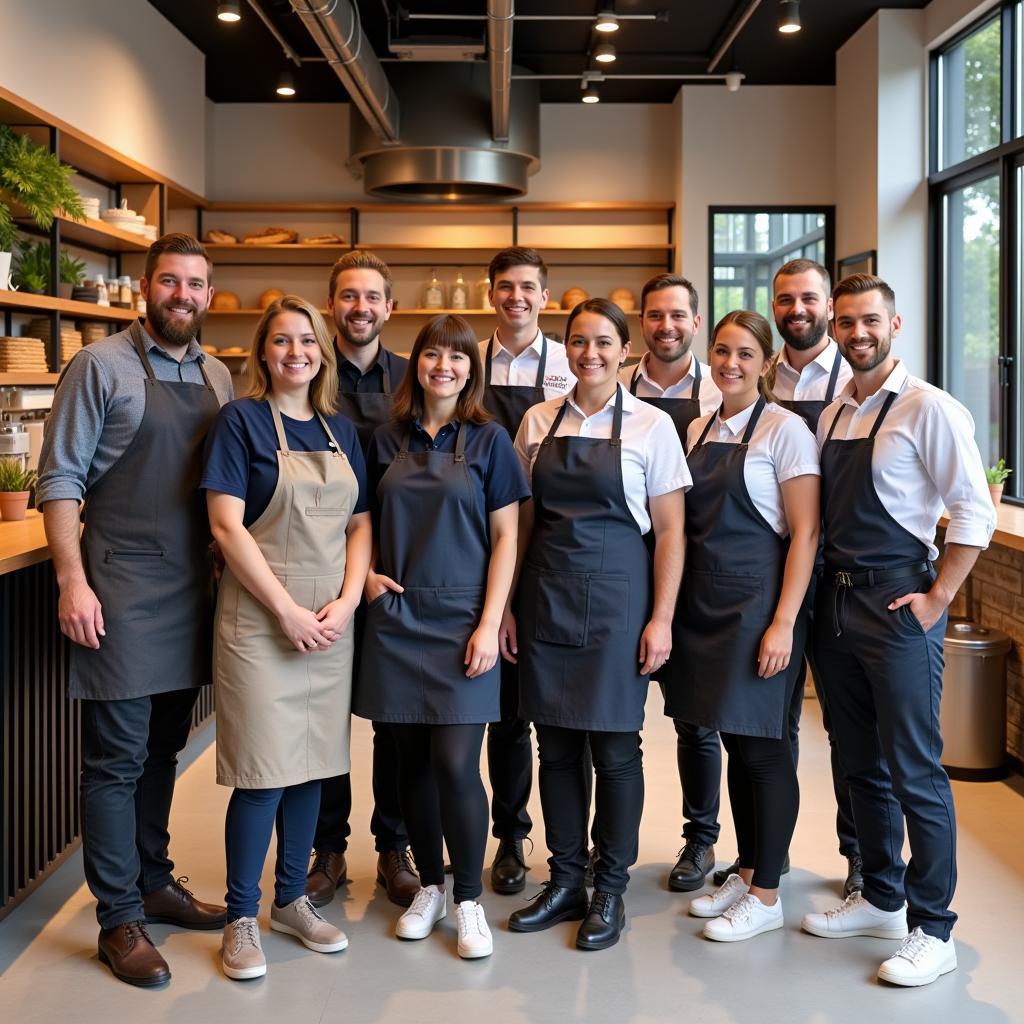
left=712, top=852, right=790, bottom=887
left=584, top=846, right=598, bottom=888
left=668, top=842, right=715, bottom=892
left=491, top=838, right=528, bottom=895
left=843, top=854, right=864, bottom=897
left=508, top=882, right=588, bottom=932
left=576, top=891, right=625, bottom=951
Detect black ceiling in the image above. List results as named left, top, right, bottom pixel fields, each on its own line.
left=147, top=1, right=930, bottom=104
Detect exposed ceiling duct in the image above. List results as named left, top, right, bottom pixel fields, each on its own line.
left=488, top=0, right=514, bottom=143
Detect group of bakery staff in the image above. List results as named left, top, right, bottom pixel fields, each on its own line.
left=36, top=233, right=995, bottom=990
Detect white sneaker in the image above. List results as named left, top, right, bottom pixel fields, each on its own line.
left=688, top=873, right=749, bottom=918
left=455, top=900, right=493, bottom=959
left=396, top=885, right=447, bottom=940
left=703, top=893, right=784, bottom=942
left=801, top=891, right=908, bottom=939
left=877, top=927, right=957, bottom=987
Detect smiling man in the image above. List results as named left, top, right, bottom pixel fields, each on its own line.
left=37, top=233, right=233, bottom=987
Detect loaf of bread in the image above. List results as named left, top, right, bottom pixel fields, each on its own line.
left=243, top=227, right=298, bottom=245
left=259, top=288, right=285, bottom=309
left=301, top=233, right=344, bottom=245
left=203, top=229, right=237, bottom=244
left=609, top=287, right=636, bottom=312
left=210, top=291, right=242, bottom=311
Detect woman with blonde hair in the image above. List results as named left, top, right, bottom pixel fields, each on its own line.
left=202, top=294, right=372, bottom=979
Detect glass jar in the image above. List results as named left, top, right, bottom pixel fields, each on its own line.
left=422, top=269, right=446, bottom=310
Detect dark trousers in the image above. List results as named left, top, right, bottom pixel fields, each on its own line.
left=721, top=729, right=800, bottom=889
left=313, top=720, right=408, bottom=855
left=391, top=723, right=488, bottom=903
left=814, top=580, right=957, bottom=940
left=486, top=657, right=533, bottom=840
left=224, top=780, right=321, bottom=920
left=673, top=720, right=722, bottom=846
left=537, top=725, right=643, bottom=896
left=80, top=688, right=198, bottom=929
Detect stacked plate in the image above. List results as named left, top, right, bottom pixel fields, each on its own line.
left=79, top=196, right=101, bottom=220
left=0, top=337, right=50, bottom=373
left=26, top=318, right=83, bottom=364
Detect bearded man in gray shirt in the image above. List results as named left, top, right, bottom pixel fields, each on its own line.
left=37, top=233, right=233, bottom=988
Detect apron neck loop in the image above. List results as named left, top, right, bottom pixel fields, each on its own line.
left=267, top=397, right=290, bottom=454
left=869, top=390, right=898, bottom=438
left=691, top=355, right=702, bottom=393
left=695, top=406, right=720, bottom=450
left=629, top=362, right=641, bottom=396
left=129, top=319, right=157, bottom=381
left=486, top=336, right=495, bottom=381
left=454, top=420, right=467, bottom=462
left=544, top=398, right=571, bottom=443
left=825, top=402, right=846, bottom=442
left=740, top=395, right=766, bottom=446
left=610, top=383, right=624, bottom=446
left=380, top=349, right=392, bottom=395
left=316, top=410, right=342, bottom=453
left=535, top=334, right=548, bottom=385
left=825, top=345, right=842, bottom=402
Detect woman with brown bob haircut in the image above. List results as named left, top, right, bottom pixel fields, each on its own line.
left=353, top=314, right=529, bottom=959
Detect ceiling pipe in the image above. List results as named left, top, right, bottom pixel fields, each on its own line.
left=289, top=0, right=400, bottom=143
left=488, top=0, right=514, bottom=143
left=707, top=0, right=762, bottom=73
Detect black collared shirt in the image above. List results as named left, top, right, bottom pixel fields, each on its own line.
left=336, top=343, right=409, bottom=395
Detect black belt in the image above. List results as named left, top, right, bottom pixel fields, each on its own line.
left=827, top=561, right=931, bottom=589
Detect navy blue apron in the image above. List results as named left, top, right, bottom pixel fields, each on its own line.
left=482, top=335, right=548, bottom=439
left=629, top=357, right=703, bottom=451
left=776, top=346, right=844, bottom=433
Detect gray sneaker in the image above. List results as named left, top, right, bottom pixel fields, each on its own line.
left=222, top=917, right=267, bottom=980
left=270, top=895, right=348, bottom=953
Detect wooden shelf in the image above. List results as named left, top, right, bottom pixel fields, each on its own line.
left=203, top=243, right=347, bottom=253
left=205, top=307, right=640, bottom=318
left=52, top=213, right=151, bottom=253
left=0, top=372, right=60, bottom=386
left=0, top=291, right=138, bottom=322
left=204, top=200, right=675, bottom=214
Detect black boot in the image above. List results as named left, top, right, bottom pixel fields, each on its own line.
left=576, top=891, right=626, bottom=951
left=491, top=838, right=528, bottom=895
left=843, top=854, right=864, bottom=897
left=713, top=851, right=790, bottom=887
left=668, top=841, right=715, bottom=892
left=508, top=882, right=588, bottom=932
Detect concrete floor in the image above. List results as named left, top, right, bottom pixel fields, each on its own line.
left=0, top=693, right=1021, bottom=1024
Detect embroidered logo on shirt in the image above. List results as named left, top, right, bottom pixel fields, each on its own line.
left=544, top=375, right=569, bottom=391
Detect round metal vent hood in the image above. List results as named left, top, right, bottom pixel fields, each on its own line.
left=349, top=64, right=540, bottom=201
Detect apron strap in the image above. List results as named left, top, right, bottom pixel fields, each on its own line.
left=315, top=411, right=343, bottom=454
left=380, top=349, right=392, bottom=396
left=129, top=319, right=157, bottom=381
left=868, top=390, right=899, bottom=438
left=691, top=356, right=702, bottom=399
left=629, top=362, right=641, bottom=396
left=739, top=395, right=767, bottom=446
left=267, top=398, right=290, bottom=453
left=535, top=334, right=548, bottom=387
left=694, top=407, right=719, bottom=450
left=610, top=382, right=624, bottom=446
left=485, top=335, right=495, bottom=382
left=454, top=421, right=467, bottom=463
left=824, top=345, right=843, bottom=403
left=544, top=398, right=571, bottom=443
left=825, top=402, right=847, bottom=442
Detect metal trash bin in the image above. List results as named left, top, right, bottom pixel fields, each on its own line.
left=941, top=619, right=1011, bottom=781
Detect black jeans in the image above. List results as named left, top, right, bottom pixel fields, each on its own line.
left=537, top=725, right=643, bottom=896
left=391, top=723, right=488, bottom=903
left=80, top=688, right=198, bottom=929
left=314, top=720, right=408, bottom=854
left=486, top=657, right=533, bottom=840
left=673, top=720, right=722, bottom=846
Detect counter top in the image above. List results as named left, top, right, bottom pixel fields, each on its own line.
left=0, top=510, right=53, bottom=575
left=941, top=502, right=1024, bottom=553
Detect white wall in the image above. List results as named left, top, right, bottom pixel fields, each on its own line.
left=1, top=0, right=206, bottom=195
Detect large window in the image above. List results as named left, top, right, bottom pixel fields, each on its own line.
left=931, top=2, right=1024, bottom=500
left=709, top=208, right=833, bottom=342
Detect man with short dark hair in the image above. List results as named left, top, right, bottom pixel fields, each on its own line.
left=306, top=250, right=420, bottom=909
left=38, top=233, right=233, bottom=986
left=802, top=274, right=994, bottom=987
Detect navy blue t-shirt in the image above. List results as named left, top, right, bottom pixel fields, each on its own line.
left=202, top=397, right=369, bottom=527
left=367, top=418, right=530, bottom=516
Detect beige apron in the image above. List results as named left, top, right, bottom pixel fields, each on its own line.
left=214, top=398, right=359, bottom=788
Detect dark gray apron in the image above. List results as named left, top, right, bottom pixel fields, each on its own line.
left=482, top=334, right=548, bottom=439
left=629, top=357, right=703, bottom=451
left=71, top=319, right=221, bottom=700
left=663, top=397, right=804, bottom=739
left=518, top=385, right=652, bottom=732
left=776, top=345, right=843, bottom=434
left=354, top=422, right=500, bottom=724
left=336, top=347, right=398, bottom=453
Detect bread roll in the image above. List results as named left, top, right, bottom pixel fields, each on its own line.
left=210, top=291, right=242, bottom=311
left=203, top=229, right=237, bottom=244
left=301, top=233, right=344, bottom=245
left=609, top=287, right=636, bottom=312
left=259, top=288, right=285, bottom=310
left=243, top=227, right=298, bottom=245
left=561, top=287, right=589, bottom=310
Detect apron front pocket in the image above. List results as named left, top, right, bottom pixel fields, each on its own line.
left=532, top=570, right=589, bottom=647
left=587, top=574, right=630, bottom=639
left=99, top=548, right=166, bottom=621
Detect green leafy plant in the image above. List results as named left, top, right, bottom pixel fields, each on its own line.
left=59, top=247, right=86, bottom=285
left=0, top=457, right=37, bottom=493
left=0, top=124, right=85, bottom=254
left=12, top=239, right=49, bottom=292
left=985, top=458, right=1012, bottom=485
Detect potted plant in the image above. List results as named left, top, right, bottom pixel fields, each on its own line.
left=12, top=238, right=49, bottom=293
left=0, top=457, right=37, bottom=522
left=59, top=247, right=87, bottom=299
left=0, top=123, right=85, bottom=292
left=985, top=459, right=1011, bottom=505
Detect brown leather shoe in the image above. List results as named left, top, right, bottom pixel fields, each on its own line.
left=98, top=921, right=170, bottom=987
left=143, top=876, right=226, bottom=930
left=377, top=848, right=420, bottom=907
left=305, top=850, right=348, bottom=908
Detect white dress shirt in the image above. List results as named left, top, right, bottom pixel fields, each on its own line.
left=687, top=401, right=821, bottom=538
left=514, top=385, right=691, bottom=535
left=816, top=361, right=996, bottom=560
left=771, top=338, right=854, bottom=403
left=618, top=352, right=721, bottom=416
left=480, top=330, right=576, bottom=400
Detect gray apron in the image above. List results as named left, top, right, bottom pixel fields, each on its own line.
left=354, top=422, right=500, bottom=724
left=336, top=348, right=398, bottom=453
left=518, top=385, right=652, bottom=732
left=663, top=397, right=805, bottom=739
left=71, top=319, right=221, bottom=700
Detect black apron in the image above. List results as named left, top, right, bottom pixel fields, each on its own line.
left=663, top=397, right=804, bottom=739
left=629, top=356, right=704, bottom=450
left=354, top=422, right=499, bottom=724
left=776, top=345, right=844, bottom=433
left=71, top=319, right=221, bottom=700
left=518, top=385, right=652, bottom=732
left=482, top=334, right=548, bottom=439
left=336, top=348, right=398, bottom=453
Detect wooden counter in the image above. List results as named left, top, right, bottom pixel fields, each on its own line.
left=941, top=501, right=1024, bottom=553
left=0, top=509, right=52, bottom=575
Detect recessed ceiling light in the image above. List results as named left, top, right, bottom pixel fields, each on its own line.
left=593, top=42, right=616, bottom=64
left=595, top=12, right=619, bottom=33
left=276, top=71, right=296, bottom=97
left=778, top=0, right=801, bottom=34
left=217, top=2, right=241, bottom=23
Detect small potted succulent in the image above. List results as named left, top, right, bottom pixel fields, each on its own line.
left=0, top=457, right=37, bottom=522
left=59, top=247, right=87, bottom=298
left=985, top=458, right=1012, bottom=505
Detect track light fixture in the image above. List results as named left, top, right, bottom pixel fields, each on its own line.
left=276, top=71, right=296, bottom=97
left=593, top=41, right=617, bottom=64
left=582, top=84, right=600, bottom=103
left=725, top=71, right=745, bottom=92
left=595, top=12, right=620, bottom=33
left=778, top=0, right=801, bottom=34
left=217, top=2, right=241, bottom=23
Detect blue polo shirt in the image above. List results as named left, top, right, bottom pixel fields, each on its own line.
left=202, top=397, right=369, bottom=527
